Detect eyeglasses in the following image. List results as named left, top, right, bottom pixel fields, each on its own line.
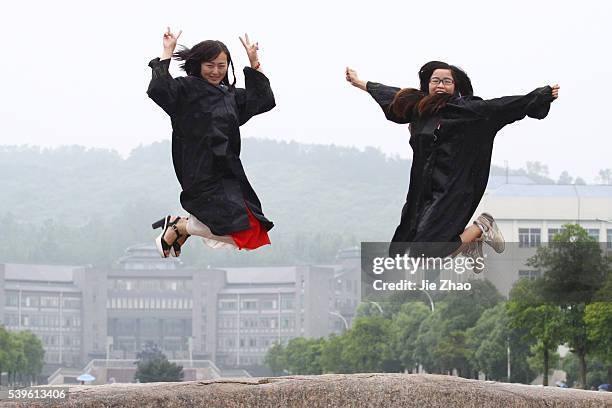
left=430, top=77, right=454, bottom=86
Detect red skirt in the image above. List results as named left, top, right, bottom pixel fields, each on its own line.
left=229, top=205, right=271, bottom=250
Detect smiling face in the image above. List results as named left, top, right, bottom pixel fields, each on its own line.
left=428, top=68, right=456, bottom=95
left=200, top=52, right=228, bottom=86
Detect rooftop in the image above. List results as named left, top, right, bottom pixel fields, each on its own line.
left=2, top=263, right=84, bottom=282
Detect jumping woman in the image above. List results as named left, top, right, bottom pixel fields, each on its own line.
left=346, top=61, right=559, bottom=270
left=148, top=28, right=275, bottom=257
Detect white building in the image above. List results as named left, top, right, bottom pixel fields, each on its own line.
left=473, top=178, right=612, bottom=296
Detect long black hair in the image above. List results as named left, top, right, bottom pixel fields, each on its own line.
left=173, top=40, right=236, bottom=87
left=390, top=61, right=473, bottom=120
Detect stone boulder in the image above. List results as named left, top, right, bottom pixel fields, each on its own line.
left=2, top=373, right=611, bottom=407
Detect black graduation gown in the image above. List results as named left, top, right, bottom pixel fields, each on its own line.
left=366, top=82, right=554, bottom=256
left=147, top=58, right=275, bottom=236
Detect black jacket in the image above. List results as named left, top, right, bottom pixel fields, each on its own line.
left=147, top=58, right=275, bottom=235
left=367, top=82, right=554, bottom=256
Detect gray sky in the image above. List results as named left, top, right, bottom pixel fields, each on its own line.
left=2, top=1, right=610, bottom=182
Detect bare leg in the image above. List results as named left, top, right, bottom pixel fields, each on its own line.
left=186, top=216, right=236, bottom=245
left=449, top=224, right=483, bottom=257
left=460, top=224, right=483, bottom=244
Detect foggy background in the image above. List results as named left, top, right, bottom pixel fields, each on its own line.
left=2, top=0, right=610, bottom=182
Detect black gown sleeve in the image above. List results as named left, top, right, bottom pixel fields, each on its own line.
left=235, top=67, right=276, bottom=126
left=146, top=58, right=182, bottom=116
left=366, top=81, right=410, bottom=124
left=464, top=86, right=555, bottom=130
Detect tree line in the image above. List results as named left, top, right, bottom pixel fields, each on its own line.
left=0, top=327, right=45, bottom=387
left=2, top=142, right=609, bottom=268
left=265, top=225, right=612, bottom=389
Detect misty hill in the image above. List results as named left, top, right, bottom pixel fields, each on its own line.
left=0, top=140, right=550, bottom=267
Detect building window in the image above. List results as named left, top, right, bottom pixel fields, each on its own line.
left=280, top=296, right=294, bottom=310
left=219, top=300, right=237, bottom=311
left=519, top=228, right=541, bottom=248
left=242, top=300, right=257, bottom=310
left=4, top=313, right=18, bottom=326
left=5, top=293, right=18, bottom=307
left=547, top=228, right=564, bottom=242
left=607, top=229, right=612, bottom=249
left=63, top=298, right=81, bottom=309
left=586, top=228, right=600, bottom=241
left=280, top=317, right=294, bottom=329
left=23, top=296, right=40, bottom=308
left=518, top=270, right=541, bottom=280
left=262, top=300, right=277, bottom=310
left=41, top=296, right=59, bottom=308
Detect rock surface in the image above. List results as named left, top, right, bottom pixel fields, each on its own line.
left=2, top=373, right=611, bottom=407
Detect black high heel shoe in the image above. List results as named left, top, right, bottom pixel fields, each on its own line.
left=153, top=216, right=190, bottom=257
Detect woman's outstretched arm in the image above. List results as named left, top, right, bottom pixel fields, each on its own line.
left=346, top=67, right=368, bottom=91
left=347, top=67, right=410, bottom=124
left=463, top=84, right=560, bottom=130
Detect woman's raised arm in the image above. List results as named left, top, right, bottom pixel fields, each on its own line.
left=147, top=27, right=183, bottom=116
left=161, top=27, right=182, bottom=60
left=239, top=33, right=263, bottom=73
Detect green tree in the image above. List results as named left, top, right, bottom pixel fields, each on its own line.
left=0, top=326, right=10, bottom=386
left=598, top=168, right=612, bottom=185
left=557, top=171, right=573, bottom=184
left=283, top=337, right=324, bottom=375
left=390, top=302, right=430, bottom=373
left=528, top=224, right=607, bottom=305
left=319, top=334, right=353, bottom=374
left=466, top=303, right=510, bottom=381
left=527, top=224, right=610, bottom=388
left=413, top=303, right=449, bottom=374
left=264, top=342, right=287, bottom=376
left=507, top=278, right=566, bottom=386
left=6, top=333, right=27, bottom=387
left=562, top=352, right=609, bottom=389
left=507, top=326, right=538, bottom=384
left=16, top=331, right=45, bottom=385
left=416, top=279, right=503, bottom=377
left=526, top=341, right=560, bottom=377
left=342, top=316, right=397, bottom=373
left=134, top=343, right=183, bottom=383
left=584, top=301, right=612, bottom=384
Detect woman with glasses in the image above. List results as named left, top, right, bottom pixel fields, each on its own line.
left=346, top=61, right=559, bottom=268
left=147, top=28, right=275, bottom=258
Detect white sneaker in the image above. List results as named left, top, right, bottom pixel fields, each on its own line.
left=475, top=212, right=505, bottom=254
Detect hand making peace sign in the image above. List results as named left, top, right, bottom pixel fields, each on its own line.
left=239, top=33, right=259, bottom=67
left=163, top=27, right=182, bottom=51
